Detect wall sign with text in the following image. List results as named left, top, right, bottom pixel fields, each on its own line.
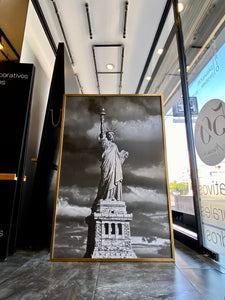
left=195, top=99, right=225, bottom=166
left=0, top=62, right=35, bottom=260
left=195, top=99, right=225, bottom=256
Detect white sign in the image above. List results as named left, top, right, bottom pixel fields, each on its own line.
left=201, top=200, right=225, bottom=229
left=195, top=99, right=225, bottom=166
left=195, top=99, right=225, bottom=256
left=202, top=224, right=225, bottom=256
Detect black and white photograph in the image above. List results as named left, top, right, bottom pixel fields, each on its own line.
left=51, top=94, right=174, bottom=261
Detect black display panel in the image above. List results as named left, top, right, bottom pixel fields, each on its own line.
left=23, top=43, right=66, bottom=249
left=0, top=62, right=35, bottom=260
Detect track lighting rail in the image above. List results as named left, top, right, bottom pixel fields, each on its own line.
left=85, top=3, right=93, bottom=39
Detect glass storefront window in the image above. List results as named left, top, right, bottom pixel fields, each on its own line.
left=163, top=1, right=225, bottom=257
left=140, top=4, right=198, bottom=240
left=165, top=105, right=196, bottom=237
left=187, top=19, right=225, bottom=265
left=139, top=0, right=225, bottom=258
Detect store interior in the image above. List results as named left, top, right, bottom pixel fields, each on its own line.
left=1, top=0, right=225, bottom=298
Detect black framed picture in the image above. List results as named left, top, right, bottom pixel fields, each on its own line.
left=50, top=94, right=174, bottom=261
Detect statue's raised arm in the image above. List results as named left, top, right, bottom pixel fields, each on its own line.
left=100, top=107, right=106, bottom=139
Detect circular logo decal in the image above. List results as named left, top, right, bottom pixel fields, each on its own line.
left=195, top=99, right=225, bottom=166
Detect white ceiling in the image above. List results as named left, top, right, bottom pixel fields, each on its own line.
left=2, top=0, right=225, bottom=111
left=36, top=0, right=225, bottom=108
left=38, top=0, right=171, bottom=94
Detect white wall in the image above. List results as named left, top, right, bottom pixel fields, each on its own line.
left=20, top=1, right=55, bottom=159
left=20, top=0, right=55, bottom=209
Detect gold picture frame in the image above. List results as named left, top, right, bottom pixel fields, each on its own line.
left=50, top=94, right=175, bottom=262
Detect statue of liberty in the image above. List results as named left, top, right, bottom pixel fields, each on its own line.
left=95, top=108, right=129, bottom=203
left=84, top=107, right=136, bottom=259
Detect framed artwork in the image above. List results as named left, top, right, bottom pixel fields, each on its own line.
left=50, top=94, right=174, bottom=261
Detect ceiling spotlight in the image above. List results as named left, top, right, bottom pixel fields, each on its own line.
left=178, top=65, right=190, bottom=72
left=177, top=2, right=185, bottom=13
left=106, top=63, right=114, bottom=71
left=157, top=48, right=163, bottom=56
left=146, top=75, right=152, bottom=81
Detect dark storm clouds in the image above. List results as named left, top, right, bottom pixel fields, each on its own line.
left=59, top=95, right=167, bottom=191
left=56, top=95, right=171, bottom=241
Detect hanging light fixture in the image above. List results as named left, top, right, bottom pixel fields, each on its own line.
left=0, top=36, right=3, bottom=50
left=0, top=28, right=20, bottom=60
left=177, top=2, right=185, bottom=13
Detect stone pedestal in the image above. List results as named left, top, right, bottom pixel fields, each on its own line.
left=85, top=199, right=136, bottom=258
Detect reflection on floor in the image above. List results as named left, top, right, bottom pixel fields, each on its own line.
left=0, top=240, right=225, bottom=299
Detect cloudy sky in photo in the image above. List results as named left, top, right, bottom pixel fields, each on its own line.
left=53, top=95, right=172, bottom=258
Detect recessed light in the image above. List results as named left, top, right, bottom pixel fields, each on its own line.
left=146, top=75, right=152, bottom=81
left=0, top=43, right=3, bottom=50
left=178, top=65, right=190, bottom=72
left=157, top=48, right=163, bottom=56
left=178, top=2, right=185, bottom=13
left=106, top=63, right=114, bottom=70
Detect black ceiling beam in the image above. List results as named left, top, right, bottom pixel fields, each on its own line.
left=85, top=3, right=93, bottom=39
left=98, top=72, right=122, bottom=74
left=119, top=45, right=125, bottom=93
left=31, top=0, right=57, bottom=55
left=123, top=1, right=129, bottom=38
left=92, top=44, right=124, bottom=94
left=74, top=73, right=84, bottom=94
left=92, top=46, right=101, bottom=94
left=51, top=0, right=74, bottom=65
left=0, top=49, right=9, bottom=60
left=93, top=44, right=123, bottom=48
left=144, top=24, right=176, bottom=93
left=0, top=28, right=20, bottom=59
left=135, top=0, right=172, bottom=94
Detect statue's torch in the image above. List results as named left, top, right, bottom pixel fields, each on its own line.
left=100, top=107, right=106, bottom=138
